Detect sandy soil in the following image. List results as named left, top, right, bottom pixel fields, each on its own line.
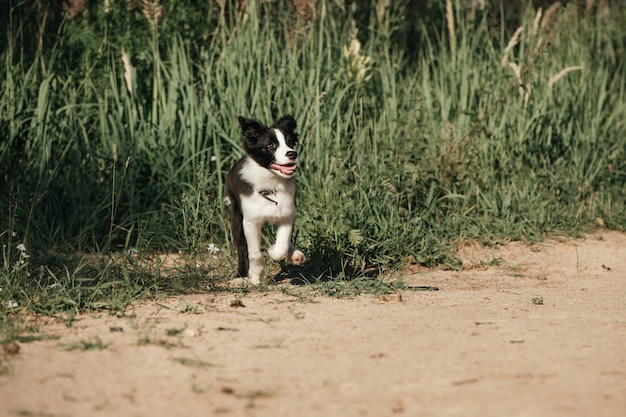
left=1, top=231, right=625, bottom=417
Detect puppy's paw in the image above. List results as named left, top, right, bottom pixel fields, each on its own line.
left=290, top=250, right=306, bottom=266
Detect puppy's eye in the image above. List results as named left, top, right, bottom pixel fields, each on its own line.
left=266, top=143, right=277, bottom=151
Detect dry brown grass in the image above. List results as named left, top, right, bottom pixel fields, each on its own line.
left=541, top=2, right=562, bottom=32
left=446, top=0, right=456, bottom=49
left=501, top=26, right=524, bottom=68
left=121, top=49, right=133, bottom=94
left=548, top=66, right=583, bottom=88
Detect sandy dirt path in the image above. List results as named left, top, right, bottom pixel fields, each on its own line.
left=1, top=231, right=625, bottom=417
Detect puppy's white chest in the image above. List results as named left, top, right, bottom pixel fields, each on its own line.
left=241, top=189, right=296, bottom=223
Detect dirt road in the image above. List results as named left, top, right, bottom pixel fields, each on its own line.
left=1, top=231, right=625, bottom=417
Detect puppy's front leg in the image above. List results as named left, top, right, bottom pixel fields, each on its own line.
left=243, top=219, right=264, bottom=285
left=268, top=221, right=305, bottom=265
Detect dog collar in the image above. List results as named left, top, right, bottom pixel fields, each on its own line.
left=259, top=189, right=278, bottom=205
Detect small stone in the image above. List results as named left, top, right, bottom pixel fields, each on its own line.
left=230, top=299, right=245, bottom=308
left=379, top=294, right=403, bottom=302
left=3, top=342, right=20, bottom=355
left=228, top=278, right=247, bottom=288
left=392, top=398, right=405, bottom=413
left=183, top=327, right=201, bottom=338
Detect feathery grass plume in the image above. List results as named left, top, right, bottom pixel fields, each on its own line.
left=446, top=0, right=455, bottom=50
left=548, top=66, right=583, bottom=88
left=121, top=48, right=133, bottom=94
left=62, top=0, right=87, bottom=19
left=343, top=28, right=372, bottom=85
left=541, top=2, right=562, bottom=32
left=466, top=0, right=486, bottom=20
left=508, top=62, right=532, bottom=107
left=508, top=62, right=523, bottom=92
left=531, top=7, right=543, bottom=37
left=142, top=0, right=163, bottom=29
left=501, top=26, right=524, bottom=68
left=376, top=0, right=389, bottom=27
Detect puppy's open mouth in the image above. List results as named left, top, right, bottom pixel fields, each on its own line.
left=270, top=162, right=297, bottom=176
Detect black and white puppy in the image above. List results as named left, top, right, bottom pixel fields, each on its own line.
left=225, top=115, right=305, bottom=285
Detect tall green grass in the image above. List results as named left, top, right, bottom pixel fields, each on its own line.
left=1, top=0, right=625, bottom=315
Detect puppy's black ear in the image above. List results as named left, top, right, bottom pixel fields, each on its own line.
left=273, top=115, right=297, bottom=135
left=238, top=116, right=266, bottom=145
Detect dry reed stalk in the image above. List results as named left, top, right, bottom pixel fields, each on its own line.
left=376, top=0, right=389, bottom=27
left=531, top=7, right=542, bottom=37
left=548, top=66, right=583, bottom=87
left=238, top=0, right=248, bottom=24
left=285, top=0, right=318, bottom=52
left=446, top=0, right=455, bottom=49
left=508, top=62, right=523, bottom=92
left=467, top=0, right=486, bottom=20
left=508, top=62, right=532, bottom=108
left=121, top=48, right=133, bottom=94
left=210, top=0, right=227, bottom=45
left=541, top=2, right=561, bottom=32
left=501, top=26, right=524, bottom=68
left=291, top=0, right=316, bottom=24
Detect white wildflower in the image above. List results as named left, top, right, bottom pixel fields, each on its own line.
left=16, top=243, right=30, bottom=261
left=7, top=300, right=18, bottom=308
left=207, top=244, right=221, bottom=259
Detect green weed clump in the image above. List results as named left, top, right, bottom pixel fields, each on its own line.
left=0, top=0, right=625, bottom=316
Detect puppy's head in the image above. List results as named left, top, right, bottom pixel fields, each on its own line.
left=238, top=115, right=300, bottom=179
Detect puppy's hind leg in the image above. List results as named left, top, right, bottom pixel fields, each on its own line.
left=230, top=207, right=249, bottom=278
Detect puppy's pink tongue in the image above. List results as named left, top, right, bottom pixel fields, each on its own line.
left=271, top=163, right=297, bottom=175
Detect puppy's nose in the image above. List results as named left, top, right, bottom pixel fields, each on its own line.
left=286, top=150, right=298, bottom=160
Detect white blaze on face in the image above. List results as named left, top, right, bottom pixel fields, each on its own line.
left=270, top=128, right=297, bottom=177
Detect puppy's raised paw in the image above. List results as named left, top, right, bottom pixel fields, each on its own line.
left=290, top=250, right=306, bottom=266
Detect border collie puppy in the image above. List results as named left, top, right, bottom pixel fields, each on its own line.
left=225, top=115, right=305, bottom=285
